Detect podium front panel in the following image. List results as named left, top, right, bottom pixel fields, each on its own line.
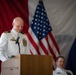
left=21, top=55, right=53, bottom=75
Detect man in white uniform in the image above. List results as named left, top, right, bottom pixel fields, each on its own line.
left=0, top=17, right=30, bottom=62
left=53, top=56, right=73, bottom=75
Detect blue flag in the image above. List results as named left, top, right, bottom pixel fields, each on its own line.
left=66, top=38, right=76, bottom=75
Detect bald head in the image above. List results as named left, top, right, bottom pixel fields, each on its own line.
left=13, top=17, right=24, bottom=25
left=12, top=17, right=24, bottom=32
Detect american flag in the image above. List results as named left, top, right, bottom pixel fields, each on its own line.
left=27, top=0, right=60, bottom=68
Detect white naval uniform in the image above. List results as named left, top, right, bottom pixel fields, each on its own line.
left=53, top=67, right=73, bottom=75
left=0, top=29, right=31, bottom=62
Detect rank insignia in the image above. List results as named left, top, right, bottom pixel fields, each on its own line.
left=23, top=38, right=27, bottom=46
left=10, top=37, right=16, bottom=41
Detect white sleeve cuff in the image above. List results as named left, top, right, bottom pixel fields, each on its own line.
left=0, top=55, right=7, bottom=62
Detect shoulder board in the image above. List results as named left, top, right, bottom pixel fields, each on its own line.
left=4, top=30, right=10, bottom=33
left=21, top=32, right=24, bottom=34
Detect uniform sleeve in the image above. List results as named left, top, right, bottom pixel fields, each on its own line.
left=0, top=33, right=8, bottom=62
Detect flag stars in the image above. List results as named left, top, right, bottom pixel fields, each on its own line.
left=46, top=23, right=48, bottom=25
left=41, top=17, right=43, bottom=19
left=44, top=22, right=46, bottom=24
left=38, top=23, right=40, bottom=26
left=43, top=33, right=45, bottom=36
left=34, top=26, right=36, bottom=29
left=40, top=21, right=42, bottom=23
left=39, top=32, right=41, bottom=34
left=40, top=24, right=42, bottom=27
left=34, top=23, right=37, bottom=25
left=43, top=29, right=45, bottom=32
left=32, top=17, right=34, bottom=20
left=31, top=22, right=33, bottom=24
left=38, top=27, right=39, bottom=29
left=40, top=28, right=42, bottom=31
left=43, top=25, right=46, bottom=28
left=39, top=16, right=40, bottom=18
left=31, top=0, right=52, bottom=40
left=36, top=11, right=39, bottom=13
left=36, top=15, right=38, bottom=17
left=37, top=7, right=39, bottom=9
left=37, top=31, right=39, bottom=34
left=41, top=13, right=44, bottom=15
left=46, top=19, right=48, bottom=21
left=39, top=36, right=41, bottom=39
left=42, top=9, right=44, bottom=11
left=49, top=28, right=51, bottom=30
left=38, top=19, right=40, bottom=22
left=35, top=19, right=37, bottom=21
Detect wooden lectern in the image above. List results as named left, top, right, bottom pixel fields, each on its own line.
left=2, top=54, right=53, bottom=75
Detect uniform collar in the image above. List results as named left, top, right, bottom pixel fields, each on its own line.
left=55, top=67, right=65, bottom=73
left=11, top=29, right=21, bottom=38
left=11, top=29, right=19, bottom=35
left=56, top=67, right=64, bottom=71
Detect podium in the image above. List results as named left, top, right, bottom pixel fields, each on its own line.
left=2, top=54, right=53, bottom=75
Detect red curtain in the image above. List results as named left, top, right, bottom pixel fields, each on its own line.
left=0, top=0, right=29, bottom=73
left=0, top=0, right=29, bottom=35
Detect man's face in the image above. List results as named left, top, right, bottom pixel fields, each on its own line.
left=56, top=58, right=65, bottom=69
left=12, top=21, right=24, bottom=33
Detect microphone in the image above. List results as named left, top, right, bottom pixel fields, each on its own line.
left=15, top=36, right=20, bottom=44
